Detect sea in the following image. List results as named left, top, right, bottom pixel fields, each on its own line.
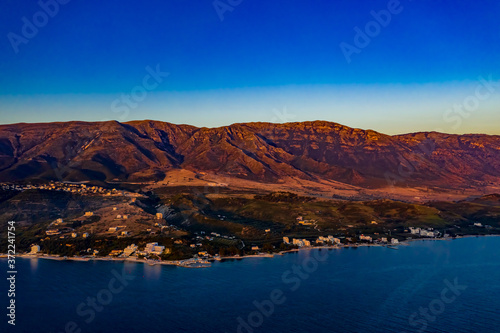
left=2, top=236, right=500, bottom=333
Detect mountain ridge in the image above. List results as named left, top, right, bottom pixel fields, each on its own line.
left=0, top=120, right=499, bottom=191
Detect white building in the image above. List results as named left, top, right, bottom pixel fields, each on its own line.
left=391, top=238, right=399, bottom=245
left=144, top=242, right=165, bottom=255
left=328, top=236, right=341, bottom=244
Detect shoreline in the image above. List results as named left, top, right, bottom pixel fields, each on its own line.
left=3, top=235, right=498, bottom=268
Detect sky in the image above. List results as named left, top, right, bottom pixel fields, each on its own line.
left=0, top=0, right=499, bottom=134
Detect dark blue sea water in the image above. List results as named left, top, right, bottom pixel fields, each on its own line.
left=2, top=236, right=500, bottom=333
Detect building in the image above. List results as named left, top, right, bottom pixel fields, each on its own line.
left=156, top=213, right=163, bottom=219
left=251, top=246, right=260, bottom=251
left=391, top=238, right=399, bottom=245
left=123, top=244, right=138, bottom=257
left=84, top=212, right=93, bottom=217
left=283, top=237, right=290, bottom=244
left=71, top=232, right=77, bottom=238
left=380, top=237, right=388, bottom=243
left=46, top=229, right=60, bottom=236
left=328, top=236, right=341, bottom=244
left=109, top=250, right=122, bottom=256
left=121, top=231, right=129, bottom=236
left=30, top=245, right=40, bottom=254
left=359, top=235, right=372, bottom=242
left=109, top=227, right=118, bottom=232
left=144, top=242, right=165, bottom=255
left=474, top=222, right=483, bottom=227
left=292, top=238, right=311, bottom=247
left=409, top=227, right=421, bottom=235
left=82, top=233, right=89, bottom=238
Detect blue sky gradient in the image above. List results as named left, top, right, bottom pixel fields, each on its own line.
left=0, top=0, right=499, bottom=134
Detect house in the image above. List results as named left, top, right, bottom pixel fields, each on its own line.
left=251, top=246, right=260, bottom=251
left=71, top=233, right=77, bottom=238
left=109, top=250, right=122, bottom=256
left=283, top=237, right=290, bottom=244
left=30, top=245, right=40, bottom=254
left=359, top=235, right=372, bottom=242
left=109, top=227, right=118, bottom=232
left=380, top=237, right=388, bottom=243
left=121, top=231, right=129, bottom=236
left=474, top=222, right=483, bottom=227
left=84, top=212, right=93, bottom=217
left=265, top=229, right=271, bottom=233
left=46, top=229, right=60, bottom=236
left=116, top=215, right=122, bottom=219
left=82, top=233, right=89, bottom=238
left=156, top=213, right=163, bottom=219
left=391, top=238, right=399, bottom=245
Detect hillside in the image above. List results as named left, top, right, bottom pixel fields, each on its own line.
left=0, top=120, right=499, bottom=192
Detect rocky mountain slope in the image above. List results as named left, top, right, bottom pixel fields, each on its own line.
left=0, top=120, right=499, bottom=189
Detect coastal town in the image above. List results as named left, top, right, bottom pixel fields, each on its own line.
left=17, top=211, right=491, bottom=268
left=1, top=181, right=498, bottom=269
left=0, top=181, right=141, bottom=198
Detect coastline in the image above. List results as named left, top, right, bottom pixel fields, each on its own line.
left=3, top=235, right=498, bottom=268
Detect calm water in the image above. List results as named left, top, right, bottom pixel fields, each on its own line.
left=2, top=236, right=500, bottom=333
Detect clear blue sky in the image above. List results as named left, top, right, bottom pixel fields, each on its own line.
left=0, top=0, right=499, bottom=134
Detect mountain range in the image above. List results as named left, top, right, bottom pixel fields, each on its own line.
left=0, top=120, right=499, bottom=190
